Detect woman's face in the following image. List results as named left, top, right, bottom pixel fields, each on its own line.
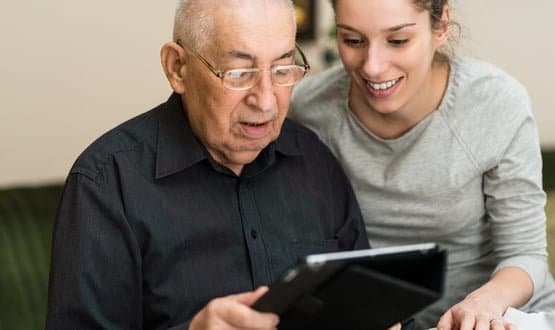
left=335, top=0, right=448, bottom=117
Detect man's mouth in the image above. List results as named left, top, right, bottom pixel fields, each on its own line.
left=239, top=120, right=272, bottom=138
left=241, top=122, right=266, bottom=127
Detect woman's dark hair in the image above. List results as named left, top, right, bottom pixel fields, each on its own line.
left=412, top=0, right=449, bottom=31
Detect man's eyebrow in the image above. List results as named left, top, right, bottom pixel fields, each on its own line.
left=336, top=22, right=417, bottom=34
left=227, top=49, right=295, bottom=61
left=228, top=50, right=254, bottom=60
left=278, top=49, right=295, bottom=60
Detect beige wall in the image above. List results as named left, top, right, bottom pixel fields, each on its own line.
left=1, top=0, right=554, bottom=187
left=1, top=0, right=175, bottom=187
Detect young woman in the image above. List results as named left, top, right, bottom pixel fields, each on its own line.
left=290, top=0, right=555, bottom=329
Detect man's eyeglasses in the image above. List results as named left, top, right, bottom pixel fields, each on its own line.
left=176, top=39, right=311, bottom=91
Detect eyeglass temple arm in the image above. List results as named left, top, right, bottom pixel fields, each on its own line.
left=295, top=43, right=311, bottom=73
left=175, top=39, right=225, bottom=78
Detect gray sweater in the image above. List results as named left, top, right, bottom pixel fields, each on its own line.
left=290, top=56, right=555, bottom=328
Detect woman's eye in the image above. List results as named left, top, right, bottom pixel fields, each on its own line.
left=343, top=38, right=365, bottom=47
left=389, top=39, right=409, bottom=46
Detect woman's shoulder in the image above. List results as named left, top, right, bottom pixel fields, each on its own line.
left=289, top=64, right=350, bottom=128
left=443, top=56, right=532, bottom=121
left=449, top=56, right=531, bottom=107
left=441, top=56, right=537, bottom=166
left=291, top=64, right=349, bottom=109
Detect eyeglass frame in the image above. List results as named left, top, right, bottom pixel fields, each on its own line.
left=175, top=39, right=311, bottom=91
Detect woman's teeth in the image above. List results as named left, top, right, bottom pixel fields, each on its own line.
left=367, top=78, right=399, bottom=90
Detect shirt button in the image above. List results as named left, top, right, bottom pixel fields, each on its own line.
left=251, top=229, right=258, bottom=239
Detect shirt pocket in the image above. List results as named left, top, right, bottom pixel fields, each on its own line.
left=292, top=239, right=340, bottom=262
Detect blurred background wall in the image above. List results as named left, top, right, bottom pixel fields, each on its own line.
left=1, top=0, right=554, bottom=188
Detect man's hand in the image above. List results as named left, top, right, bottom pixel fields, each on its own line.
left=388, top=323, right=402, bottom=330
left=189, top=286, right=279, bottom=330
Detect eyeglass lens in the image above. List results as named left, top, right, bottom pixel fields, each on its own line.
left=223, top=66, right=306, bottom=90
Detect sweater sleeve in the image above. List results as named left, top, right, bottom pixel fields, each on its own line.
left=483, top=111, right=549, bottom=296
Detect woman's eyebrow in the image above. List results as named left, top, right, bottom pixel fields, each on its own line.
left=386, top=23, right=417, bottom=32
left=336, top=22, right=416, bottom=34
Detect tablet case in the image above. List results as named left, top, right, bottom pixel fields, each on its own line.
left=253, top=245, right=447, bottom=330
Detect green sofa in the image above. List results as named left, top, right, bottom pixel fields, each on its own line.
left=0, top=185, right=62, bottom=330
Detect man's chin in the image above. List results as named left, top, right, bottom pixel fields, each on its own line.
left=211, top=137, right=277, bottom=169
left=230, top=147, right=266, bottom=164
left=226, top=141, right=272, bottom=163
left=238, top=134, right=277, bottom=151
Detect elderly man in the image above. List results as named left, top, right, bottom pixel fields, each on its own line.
left=45, top=0, right=368, bottom=329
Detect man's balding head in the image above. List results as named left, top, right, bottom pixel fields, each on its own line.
left=173, top=0, right=296, bottom=52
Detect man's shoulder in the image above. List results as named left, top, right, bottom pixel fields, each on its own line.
left=281, top=118, right=323, bottom=145
left=280, top=119, right=338, bottom=163
left=70, top=102, right=165, bottom=181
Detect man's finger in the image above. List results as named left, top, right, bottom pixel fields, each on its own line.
left=220, top=300, right=278, bottom=329
left=387, top=322, right=402, bottom=330
left=230, top=286, right=269, bottom=306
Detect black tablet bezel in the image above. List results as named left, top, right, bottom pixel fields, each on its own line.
left=252, top=243, right=446, bottom=329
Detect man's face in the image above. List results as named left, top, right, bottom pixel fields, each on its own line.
left=181, top=3, right=296, bottom=175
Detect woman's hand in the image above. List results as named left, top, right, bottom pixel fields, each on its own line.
left=436, top=294, right=516, bottom=330
left=436, top=267, right=532, bottom=330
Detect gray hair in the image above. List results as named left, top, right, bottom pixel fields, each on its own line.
left=173, top=0, right=296, bottom=52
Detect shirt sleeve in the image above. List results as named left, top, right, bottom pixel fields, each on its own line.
left=483, top=113, right=549, bottom=296
left=46, top=170, right=143, bottom=329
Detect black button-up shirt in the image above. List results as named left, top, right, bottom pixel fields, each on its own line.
left=46, top=93, right=368, bottom=329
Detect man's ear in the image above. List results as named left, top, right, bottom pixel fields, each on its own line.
left=161, top=42, right=187, bottom=94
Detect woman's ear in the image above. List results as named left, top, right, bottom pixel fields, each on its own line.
left=436, top=5, right=451, bottom=42
left=161, top=42, right=187, bottom=94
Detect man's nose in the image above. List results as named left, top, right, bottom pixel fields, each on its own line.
left=247, top=71, right=277, bottom=112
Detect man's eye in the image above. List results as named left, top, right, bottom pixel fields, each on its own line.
left=227, top=70, right=254, bottom=80
left=274, top=68, right=291, bottom=76
left=389, top=39, right=409, bottom=46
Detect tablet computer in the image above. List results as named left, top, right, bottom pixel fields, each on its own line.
left=253, top=243, right=446, bottom=330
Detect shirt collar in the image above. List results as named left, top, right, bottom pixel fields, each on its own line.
left=272, top=120, right=303, bottom=158
left=155, top=93, right=208, bottom=179
left=155, top=93, right=302, bottom=179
